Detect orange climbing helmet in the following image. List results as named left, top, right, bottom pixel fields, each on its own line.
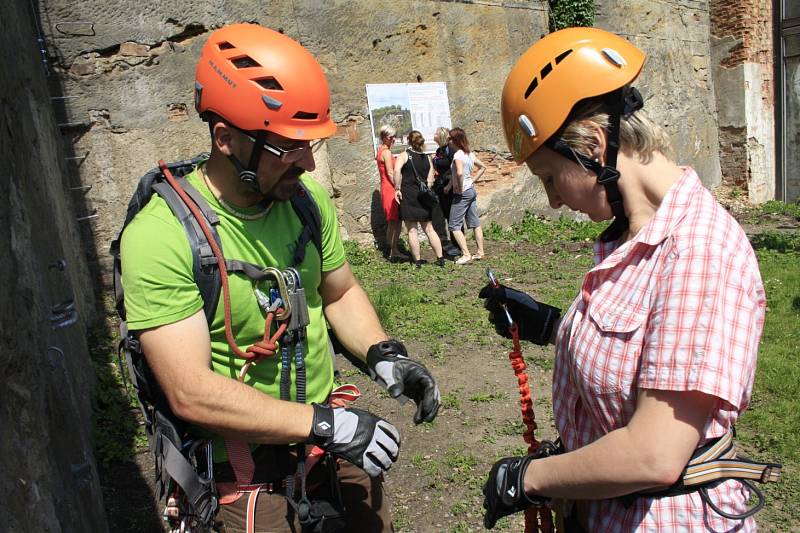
left=194, top=23, right=336, bottom=141
left=501, top=27, right=645, bottom=164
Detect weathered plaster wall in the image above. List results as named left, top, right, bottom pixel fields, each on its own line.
left=710, top=0, right=775, bottom=202
left=1, top=0, right=107, bottom=531
left=40, top=0, right=721, bottom=286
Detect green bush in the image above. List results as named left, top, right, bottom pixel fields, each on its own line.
left=549, top=0, right=595, bottom=32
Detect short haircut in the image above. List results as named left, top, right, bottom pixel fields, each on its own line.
left=555, top=90, right=674, bottom=163
left=379, top=124, right=396, bottom=141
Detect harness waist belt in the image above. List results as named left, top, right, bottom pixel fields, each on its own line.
left=622, top=428, right=782, bottom=520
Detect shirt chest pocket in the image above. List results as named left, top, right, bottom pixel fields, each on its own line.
left=572, top=300, right=647, bottom=394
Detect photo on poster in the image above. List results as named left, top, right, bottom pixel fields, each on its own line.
left=366, top=82, right=452, bottom=155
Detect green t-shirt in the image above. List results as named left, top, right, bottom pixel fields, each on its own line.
left=120, top=165, right=346, bottom=458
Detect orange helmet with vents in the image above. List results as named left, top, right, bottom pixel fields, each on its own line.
left=501, top=27, right=645, bottom=163
left=195, top=23, right=336, bottom=140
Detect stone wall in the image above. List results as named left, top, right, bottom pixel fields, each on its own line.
left=1, top=0, right=107, bottom=531
left=710, top=0, right=775, bottom=202
left=39, top=0, right=722, bottom=289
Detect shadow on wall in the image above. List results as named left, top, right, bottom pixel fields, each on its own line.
left=32, top=3, right=164, bottom=531
left=371, top=190, right=389, bottom=253
left=370, top=189, right=453, bottom=255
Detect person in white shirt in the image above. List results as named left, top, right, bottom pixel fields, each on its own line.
left=444, top=127, right=486, bottom=264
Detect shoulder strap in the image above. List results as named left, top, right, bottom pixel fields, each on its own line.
left=152, top=178, right=222, bottom=323
left=289, top=182, right=323, bottom=268
left=110, top=153, right=220, bottom=324
left=407, top=150, right=422, bottom=181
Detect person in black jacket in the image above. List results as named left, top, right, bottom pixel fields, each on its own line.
left=432, top=126, right=461, bottom=258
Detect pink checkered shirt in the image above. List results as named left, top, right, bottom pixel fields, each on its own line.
left=552, top=168, right=766, bottom=531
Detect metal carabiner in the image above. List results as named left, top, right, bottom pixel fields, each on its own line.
left=486, top=268, right=514, bottom=327
left=259, top=266, right=291, bottom=321
left=283, top=267, right=303, bottom=290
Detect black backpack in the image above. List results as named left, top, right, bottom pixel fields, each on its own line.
left=109, top=153, right=323, bottom=529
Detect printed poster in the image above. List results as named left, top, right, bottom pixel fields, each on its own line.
left=366, top=82, right=452, bottom=154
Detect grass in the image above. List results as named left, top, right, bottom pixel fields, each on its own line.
left=89, top=322, right=147, bottom=466
left=484, top=211, right=609, bottom=244
left=735, top=245, right=800, bottom=527
left=744, top=200, right=800, bottom=223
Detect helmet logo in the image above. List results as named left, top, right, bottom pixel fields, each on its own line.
left=518, top=114, right=537, bottom=138
left=602, top=48, right=627, bottom=68
left=208, top=59, right=237, bottom=89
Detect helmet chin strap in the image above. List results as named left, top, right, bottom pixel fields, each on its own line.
left=546, top=86, right=644, bottom=242
left=227, top=130, right=268, bottom=191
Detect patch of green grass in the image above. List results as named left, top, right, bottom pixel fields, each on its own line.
left=736, top=248, right=800, bottom=527
left=441, top=389, right=462, bottom=411
left=89, top=324, right=147, bottom=466
left=485, top=212, right=608, bottom=245
left=744, top=200, right=800, bottom=222
left=749, top=231, right=800, bottom=253
left=525, top=353, right=554, bottom=372
left=469, top=391, right=508, bottom=403
left=497, top=420, right=527, bottom=436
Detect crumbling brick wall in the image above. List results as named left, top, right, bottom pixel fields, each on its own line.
left=710, top=0, right=775, bottom=199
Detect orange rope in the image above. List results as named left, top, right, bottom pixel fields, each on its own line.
left=507, top=323, right=554, bottom=533
left=159, top=161, right=286, bottom=381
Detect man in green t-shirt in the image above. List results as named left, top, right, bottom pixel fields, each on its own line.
left=120, top=23, right=440, bottom=532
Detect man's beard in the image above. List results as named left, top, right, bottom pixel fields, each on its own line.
left=261, top=166, right=305, bottom=202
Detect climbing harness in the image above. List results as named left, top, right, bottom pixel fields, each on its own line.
left=110, top=154, right=331, bottom=533
left=486, top=269, right=555, bottom=533
left=622, top=427, right=781, bottom=520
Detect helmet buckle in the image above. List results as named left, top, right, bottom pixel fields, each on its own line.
left=596, top=166, right=620, bottom=184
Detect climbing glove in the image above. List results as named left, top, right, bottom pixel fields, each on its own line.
left=366, top=339, right=441, bottom=424
left=478, top=284, right=561, bottom=345
left=483, top=441, right=560, bottom=529
left=309, top=404, right=400, bottom=477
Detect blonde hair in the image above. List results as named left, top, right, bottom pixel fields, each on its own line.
left=379, top=124, right=396, bottom=142
left=557, top=94, right=674, bottom=163
left=434, top=127, right=450, bottom=148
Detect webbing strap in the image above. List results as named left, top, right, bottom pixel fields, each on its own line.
left=623, top=428, right=782, bottom=519
left=674, top=429, right=781, bottom=489
left=156, top=432, right=217, bottom=526
left=152, top=178, right=222, bottom=323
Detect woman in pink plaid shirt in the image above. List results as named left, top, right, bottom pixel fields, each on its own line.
left=479, top=28, right=779, bottom=531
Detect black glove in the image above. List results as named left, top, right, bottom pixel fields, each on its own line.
left=483, top=440, right=561, bottom=530
left=478, top=284, right=561, bottom=345
left=309, top=404, right=400, bottom=477
left=366, top=340, right=441, bottom=424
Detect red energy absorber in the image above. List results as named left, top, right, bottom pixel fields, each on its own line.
left=507, top=323, right=553, bottom=533
left=159, top=161, right=286, bottom=378
left=487, top=269, right=554, bottom=533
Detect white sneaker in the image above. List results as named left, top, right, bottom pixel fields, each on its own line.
left=455, top=255, right=472, bottom=265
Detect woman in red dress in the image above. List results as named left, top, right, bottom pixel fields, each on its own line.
left=376, top=125, right=404, bottom=261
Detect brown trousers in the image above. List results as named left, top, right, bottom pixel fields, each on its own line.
left=214, top=455, right=392, bottom=533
